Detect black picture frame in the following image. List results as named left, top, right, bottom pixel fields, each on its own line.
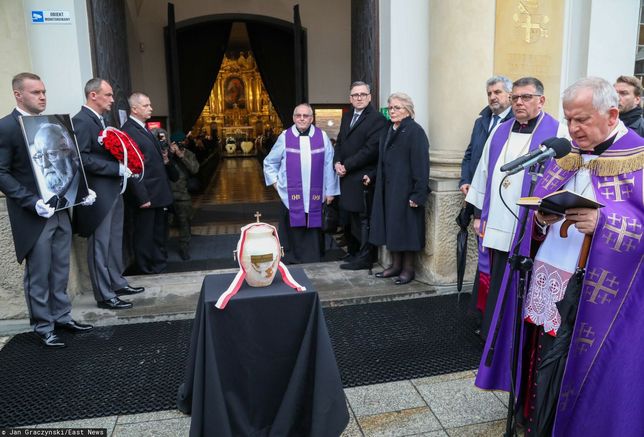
left=19, top=114, right=90, bottom=211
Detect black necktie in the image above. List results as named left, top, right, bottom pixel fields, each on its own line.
left=489, top=114, right=500, bottom=132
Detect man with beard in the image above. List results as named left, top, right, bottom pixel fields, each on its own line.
left=0, top=72, right=95, bottom=348
left=32, top=122, right=87, bottom=209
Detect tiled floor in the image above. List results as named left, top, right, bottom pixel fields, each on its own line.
left=193, top=156, right=278, bottom=208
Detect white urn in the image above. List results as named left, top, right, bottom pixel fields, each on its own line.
left=236, top=223, right=281, bottom=287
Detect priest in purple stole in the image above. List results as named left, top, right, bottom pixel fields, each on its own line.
left=263, top=103, right=340, bottom=263
left=477, top=77, right=644, bottom=436
left=466, top=77, right=567, bottom=342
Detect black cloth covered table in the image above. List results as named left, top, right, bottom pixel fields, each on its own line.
left=177, top=267, right=349, bottom=436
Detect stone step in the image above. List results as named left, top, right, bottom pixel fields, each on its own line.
left=0, top=262, right=471, bottom=336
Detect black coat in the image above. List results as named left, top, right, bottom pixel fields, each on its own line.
left=121, top=118, right=177, bottom=208
left=369, top=117, right=430, bottom=252
left=459, top=106, right=513, bottom=187
left=72, top=106, right=121, bottom=237
left=333, top=104, right=387, bottom=212
left=619, top=106, right=644, bottom=137
left=0, top=110, right=47, bottom=262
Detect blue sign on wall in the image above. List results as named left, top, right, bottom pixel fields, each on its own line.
left=31, top=11, right=44, bottom=23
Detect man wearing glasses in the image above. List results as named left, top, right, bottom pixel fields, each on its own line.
left=0, top=73, right=94, bottom=348
left=32, top=122, right=86, bottom=210
left=465, top=77, right=567, bottom=341
left=334, top=81, right=386, bottom=270
left=263, top=103, right=340, bottom=263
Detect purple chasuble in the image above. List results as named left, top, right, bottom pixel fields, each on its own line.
left=528, top=129, right=644, bottom=437
left=475, top=112, right=560, bottom=391
left=285, top=128, right=325, bottom=228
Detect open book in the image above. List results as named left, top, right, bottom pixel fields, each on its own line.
left=517, top=190, right=604, bottom=216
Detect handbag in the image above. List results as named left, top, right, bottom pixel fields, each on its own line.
left=322, top=202, right=339, bottom=234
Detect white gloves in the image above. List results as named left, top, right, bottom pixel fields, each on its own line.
left=119, top=164, right=133, bottom=178
left=81, top=189, right=97, bottom=206
left=35, top=199, right=55, bottom=218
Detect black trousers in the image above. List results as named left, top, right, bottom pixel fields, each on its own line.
left=133, top=207, right=168, bottom=273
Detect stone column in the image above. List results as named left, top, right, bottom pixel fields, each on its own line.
left=425, top=1, right=497, bottom=287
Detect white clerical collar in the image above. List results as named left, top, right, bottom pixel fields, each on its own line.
left=129, top=115, right=146, bottom=129
left=291, top=125, right=315, bottom=137
left=15, top=107, right=37, bottom=116
left=83, top=105, right=104, bottom=121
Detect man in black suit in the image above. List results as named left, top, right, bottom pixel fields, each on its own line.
left=334, top=81, right=387, bottom=270
left=122, top=92, right=178, bottom=273
left=73, top=78, right=144, bottom=310
left=0, top=72, right=93, bottom=348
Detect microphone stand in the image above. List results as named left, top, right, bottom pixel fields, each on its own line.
left=483, top=160, right=546, bottom=437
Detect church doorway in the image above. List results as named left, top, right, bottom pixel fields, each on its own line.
left=162, top=14, right=325, bottom=272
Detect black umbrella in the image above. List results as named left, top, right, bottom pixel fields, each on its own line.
left=535, top=226, right=593, bottom=436
left=455, top=204, right=472, bottom=297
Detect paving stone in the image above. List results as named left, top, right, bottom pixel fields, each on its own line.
left=116, top=409, right=187, bottom=424
left=34, top=416, right=118, bottom=432
left=415, top=377, right=506, bottom=428
left=357, top=406, right=442, bottom=437
left=112, top=416, right=191, bottom=436
left=345, top=381, right=426, bottom=417
left=445, top=419, right=505, bottom=436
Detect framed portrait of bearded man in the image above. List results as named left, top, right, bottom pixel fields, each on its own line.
left=19, top=114, right=89, bottom=211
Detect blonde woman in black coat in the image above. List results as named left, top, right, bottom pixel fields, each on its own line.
left=368, top=92, right=430, bottom=284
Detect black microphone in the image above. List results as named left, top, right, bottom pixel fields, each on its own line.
left=500, top=137, right=571, bottom=175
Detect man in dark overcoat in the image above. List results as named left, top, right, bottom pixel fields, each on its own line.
left=122, top=92, right=178, bottom=273
left=73, top=78, right=143, bottom=310
left=0, top=72, right=94, bottom=348
left=334, top=81, right=387, bottom=270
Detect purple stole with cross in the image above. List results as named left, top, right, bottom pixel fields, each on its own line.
left=534, top=129, right=644, bottom=436
left=476, top=112, right=559, bottom=384
left=476, top=125, right=644, bottom=436
left=285, top=127, right=325, bottom=228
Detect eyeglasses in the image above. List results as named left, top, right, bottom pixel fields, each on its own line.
left=510, top=94, right=542, bottom=103
left=32, top=149, right=70, bottom=164
left=350, top=93, right=370, bottom=99
left=387, top=105, right=405, bottom=112
left=294, top=113, right=312, bottom=119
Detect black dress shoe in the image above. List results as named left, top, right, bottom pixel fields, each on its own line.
left=375, top=268, right=402, bottom=278
left=394, top=273, right=415, bottom=285
left=98, top=297, right=133, bottom=310
left=115, top=285, right=145, bottom=295
left=38, top=332, right=66, bottom=348
left=56, top=320, right=94, bottom=333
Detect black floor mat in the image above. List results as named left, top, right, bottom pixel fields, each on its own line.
left=0, top=294, right=481, bottom=427
left=0, top=320, right=192, bottom=427
left=324, top=294, right=483, bottom=387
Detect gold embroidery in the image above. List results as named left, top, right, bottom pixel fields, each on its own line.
left=574, top=322, right=596, bottom=354
left=597, top=176, right=635, bottom=202
left=542, top=167, right=568, bottom=190
left=601, top=214, right=643, bottom=252
left=585, top=268, right=619, bottom=304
